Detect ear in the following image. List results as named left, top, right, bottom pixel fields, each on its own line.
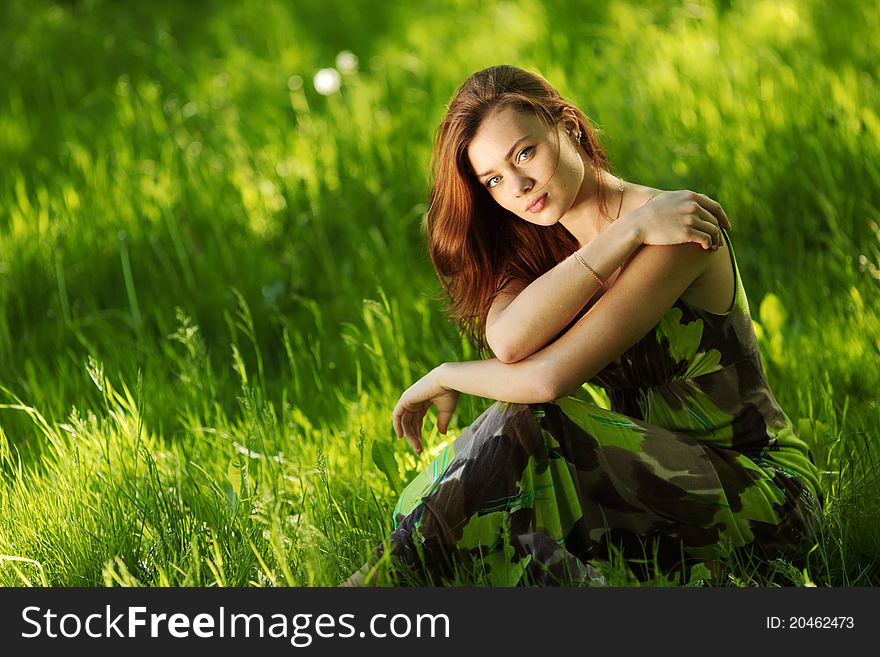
left=561, top=107, right=579, bottom=134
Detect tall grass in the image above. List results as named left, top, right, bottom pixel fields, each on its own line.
left=0, top=0, right=877, bottom=586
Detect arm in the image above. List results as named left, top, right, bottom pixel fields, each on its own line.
left=442, top=242, right=712, bottom=401
left=394, top=242, right=713, bottom=452
left=487, top=190, right=730, bottom=364
left=486, top=215, right=641, bottom=364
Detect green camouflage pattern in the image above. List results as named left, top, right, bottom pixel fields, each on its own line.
left=380, top=230, right=822, bottom=585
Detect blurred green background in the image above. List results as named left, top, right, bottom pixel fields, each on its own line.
left=0, top=0, right=877, bottom=586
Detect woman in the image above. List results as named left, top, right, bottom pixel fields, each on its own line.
left=346, top=65, right=822, bottom=586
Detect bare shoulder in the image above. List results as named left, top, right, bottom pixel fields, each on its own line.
left=679, top=232, right=736, bottom=314
left=603, top=184, right=664, bottom=287
left=618, top=182, right=735, bottom=313
left=621, top=182, right=663, bottom=215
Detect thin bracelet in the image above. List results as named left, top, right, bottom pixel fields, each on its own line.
left=573, top=251, right=605, bottom=287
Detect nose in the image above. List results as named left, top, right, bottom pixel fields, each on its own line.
left=517, top=175, right=534, bottom=197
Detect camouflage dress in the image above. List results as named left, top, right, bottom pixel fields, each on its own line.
left=381, top=230, right=823, bottom=585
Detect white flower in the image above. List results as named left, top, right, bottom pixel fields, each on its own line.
left=335, top=50, right=358, bottom=73
left=313, top=68, right=341, bottom=95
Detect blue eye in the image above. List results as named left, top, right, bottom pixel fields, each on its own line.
left=486, top=175, right=501, bottom=189
left=517, top=146, right=534, bottom=162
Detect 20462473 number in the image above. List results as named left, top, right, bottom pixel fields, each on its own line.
left=788, top=617, right=854, bottom=629
left=765, top=616, right=855, bottom=629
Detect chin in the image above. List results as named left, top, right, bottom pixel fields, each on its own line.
left=521, top=214, right=559, bottom=227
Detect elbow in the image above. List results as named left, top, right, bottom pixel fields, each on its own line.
left=534, top=360, right=586, bottom=403
left=534, top=382, right=561, bottom=404
left=494, top=346, right=523, bottom=365
left=488, top=334, right=525, bottom=364
left=529, top=361, right=566, bottom=403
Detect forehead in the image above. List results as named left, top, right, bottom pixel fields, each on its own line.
left=467, top=106, right=546, bottom=174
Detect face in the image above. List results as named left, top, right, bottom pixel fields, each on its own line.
left=467, top=105, right=585, bottom=226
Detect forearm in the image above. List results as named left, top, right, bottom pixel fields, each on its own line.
left=490, top=215, right=642, bottom=361
left=435, top=359, right=557, bottom=404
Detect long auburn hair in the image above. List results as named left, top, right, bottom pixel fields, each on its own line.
left=425, top=65, right=613, bottom=356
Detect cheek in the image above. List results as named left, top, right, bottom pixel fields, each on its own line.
left=538, top=147, right=560, bottom=175
left=558, top=152, right=583, bottom=190
left=487, top=187, right=517, bottom=212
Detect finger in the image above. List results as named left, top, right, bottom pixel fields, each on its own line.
left=403, top=410, right=423, bottom=454
left=693, top=207, right=721, bottom=247
left=393, top=400, right=412, bottom=439
left=399, top=407, right=413, bottom=442
left=686, top=227, right=714, bottom=250
left=689, top=218, right=721, bottom=249
left=694, top=192, right=731, bottom=230
left=392, top=404, right=403, bottom=439
left=400, top=410, right=417, bottom=452
left=410, top=424, right=423, bottom=454
left=403, top=411, right=416, bottom=443
left=437, top=408, right=453, bottom=434
left=414, top=412, right=425, bottom=452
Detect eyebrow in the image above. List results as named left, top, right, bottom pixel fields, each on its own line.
left=476, top=134, right=532, bottom=179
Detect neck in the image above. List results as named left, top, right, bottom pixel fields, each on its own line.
left=559, top=161, right=618, bottom=249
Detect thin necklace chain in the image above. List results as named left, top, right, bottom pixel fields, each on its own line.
left=592, top=169, right=626, bottom=282
left=596, top=168, right=625, bottom=225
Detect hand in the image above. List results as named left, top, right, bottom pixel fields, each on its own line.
left=626, top=190, right=732, bottom=251
left=391, top=365, right=460, bottom=456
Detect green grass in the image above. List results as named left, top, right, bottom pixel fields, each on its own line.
left=0, top=0, right=878, bottom=586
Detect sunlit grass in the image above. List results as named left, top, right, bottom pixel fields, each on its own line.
left=0, top=0, right=878, bottom=586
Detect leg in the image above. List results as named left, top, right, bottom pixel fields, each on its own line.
left=377, top=397, right=819, bottom=585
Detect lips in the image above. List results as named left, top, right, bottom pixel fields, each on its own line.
left=526, top=193, right=547, bottom=213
